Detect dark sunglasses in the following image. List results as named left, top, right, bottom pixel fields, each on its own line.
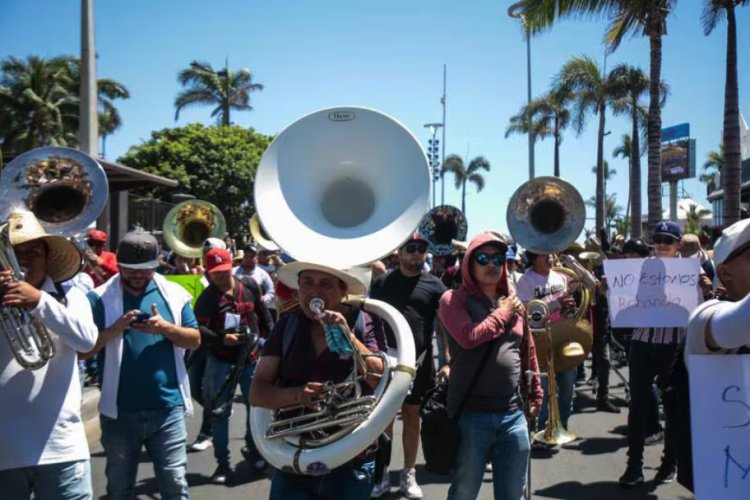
left=474, top=252, right=506, bottom=267
left=652, top=235, right=678, bottom=245
left=405, top=243, right=428, bottom=254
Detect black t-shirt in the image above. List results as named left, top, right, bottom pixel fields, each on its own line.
left=369, top=269, right=446, bottom=356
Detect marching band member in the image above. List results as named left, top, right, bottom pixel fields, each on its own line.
left=233, top=243, right=277, bottom=321
left=82, top=230, right=200, bottom=500
left=0, top=210, right=98, bottom=500
left=438, top=232, right=542, bottom=500
left=516, top=250, right=577, bottom=439
left=369, top=232, right=447, bottom=499
left=83, top=229, right=119, bottom=287
left=194, top=248, right=273, bottom=484
left=249, top=262, right=386, bottom=500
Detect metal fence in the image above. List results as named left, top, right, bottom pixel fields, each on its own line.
left=128, top=195, right=174, bottom=235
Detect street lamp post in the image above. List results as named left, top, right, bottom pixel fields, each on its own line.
left=508, top=2, right=534, bottom=180
left=424, top=123, right=443, bottom=208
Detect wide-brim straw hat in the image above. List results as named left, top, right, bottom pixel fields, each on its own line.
left=277, top=261, right=367, bottom=297
left=7, top=210, right=82, bottom=283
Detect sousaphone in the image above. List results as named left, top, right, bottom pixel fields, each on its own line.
left=249, top=213, right=280, bottom=251
left=162, top=199, right=226, bottom=258
left=250, top=106, right=429, bottom=475
left=418, top=205, right=467, bottom=256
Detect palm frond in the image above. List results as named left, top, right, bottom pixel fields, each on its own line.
left=468, top=172, right=485, bottom=192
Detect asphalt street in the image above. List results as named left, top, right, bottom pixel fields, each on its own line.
left=88, top=364, right=693, bottom=499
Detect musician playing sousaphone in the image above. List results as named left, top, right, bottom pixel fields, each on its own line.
left=0, top=210, right=98, bottom=499
left=249, top=261, right=387, bottom=499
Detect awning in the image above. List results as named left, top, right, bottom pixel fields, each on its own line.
left=100, top=159, right=178, bottom=192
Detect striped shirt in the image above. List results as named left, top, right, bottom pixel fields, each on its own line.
left=631, top=326, right=686, bottom=345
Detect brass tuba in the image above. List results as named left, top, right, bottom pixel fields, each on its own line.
left=506, top=177, right=594, bottom=445
left=249, top=106, right=428, bottom=475
left=0, top=146, right=108, bottom=369
left=162, top=199, right=226, bottom=258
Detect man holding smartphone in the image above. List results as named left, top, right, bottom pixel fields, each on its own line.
left=82, top=230, right=200, bottom=500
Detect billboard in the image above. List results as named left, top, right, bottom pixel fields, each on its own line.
left=661, top=123, right=696, bottom=183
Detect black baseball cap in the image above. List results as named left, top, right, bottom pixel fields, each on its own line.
left=117, top=231, right=160, bottom=269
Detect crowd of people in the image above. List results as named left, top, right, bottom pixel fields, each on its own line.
left=2, top=205, right=750, bottom=500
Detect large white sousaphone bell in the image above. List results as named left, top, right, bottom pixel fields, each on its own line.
left=250, top=107, right=428, bottom=475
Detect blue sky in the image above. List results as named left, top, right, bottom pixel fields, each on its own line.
left=2, top=0, right=749, bottom=240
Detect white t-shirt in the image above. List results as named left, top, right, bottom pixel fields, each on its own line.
left=0, top=278, right=98, bottom=470
left=684, top=299, right=748, bottom=364
left=516, top=269, right=569, bottom=321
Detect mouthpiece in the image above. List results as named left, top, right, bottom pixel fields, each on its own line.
left=308, top=298, right=325, bottom=314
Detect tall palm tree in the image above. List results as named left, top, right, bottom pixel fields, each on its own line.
left=587, top=192, right=623, bottom=230
left=609, top=64, right=667, bottom=238
left=703, top=0, right=749, bottom=226
left=700, top=148, right=724, bottom=183
left=0, top=55, right=77, bottom=153
left=440, top=154, right=491, bottom=216
left=613, top=133, right=634, bottom=234
left=684, top=204, right=713, bottom=235
left=522, top=0, right=677, bottom=232
left=557, top=55, right=620, bottom=231
left=591, top=159, right=617, bottom=196
left=174, top=60, right=263, bottom=126
left=506, top=86, right=573, bottom=176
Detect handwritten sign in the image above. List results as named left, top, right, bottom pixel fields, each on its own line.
left=603, top=258, right=702, bottom=328
left=688, top=355, right=750, bottom=499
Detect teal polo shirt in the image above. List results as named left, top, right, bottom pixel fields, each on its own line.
left=88, top=280, right=199, bottom=412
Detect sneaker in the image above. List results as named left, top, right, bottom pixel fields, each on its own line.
left=618, top=464, right=644, bottom=488
left=399, top=468, right=423, bottom=499
left=241, top=446, right=267, bottom=472
left=531, top=439, right=548, bottom=451
left=485, top=462, right=492, bottom=473
left=370, top=470, right=391, bottom=498
left=654, top=463, right=677, bottom=484
left=596, top=399, right=622, bottom=414
left=645, top=430, right=664, bottom=445
left=188, top=434, right=212, bottom=452
left=211, top=462, right=232, bottom=485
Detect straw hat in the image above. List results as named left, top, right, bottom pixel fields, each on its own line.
left=277, top=262, right=367, bottom=296
left=7, top=210, right=82, bottom=283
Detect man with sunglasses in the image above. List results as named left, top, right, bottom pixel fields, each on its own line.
left=619, top=220, right=712, bottom=488
left=369, top=232, right=447, bottom=499
left=516, top=250, right=578, bottom=443
left=84, top=229, right=119, bottom=287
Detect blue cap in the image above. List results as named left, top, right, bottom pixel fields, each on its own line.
left=653, top=220, right=681, bottom=240
left=506, top=247, right=516, bottom=260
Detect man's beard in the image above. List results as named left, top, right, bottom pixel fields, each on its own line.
left=121, top=275, right=149, bottom=293
left=401, top=259, right=423, bottom=274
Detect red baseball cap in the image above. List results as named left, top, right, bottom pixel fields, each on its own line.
left=205, top=248, right=233, bottom=273
left=87, top=229, right=108, bottom=242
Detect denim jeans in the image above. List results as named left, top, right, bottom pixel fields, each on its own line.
left=202, top=354, right=257, bottom=464
left=187, top=347, right=212, bottom=438
left=0, top=459, right=92, bottom=500
left=537, top=367, right=577, bottom=430
left=447, top=410, right=530, bottom=500
left=100, top=406, right=188, bottom=499
left=269, top=460, right=375, bottom=500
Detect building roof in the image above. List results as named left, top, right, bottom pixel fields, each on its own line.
left=99, top=159, right=178, bottom=192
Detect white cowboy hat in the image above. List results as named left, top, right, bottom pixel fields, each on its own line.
left=277, top=261, right=367, bottom=297
left=7, top=210, right=82, bottom=283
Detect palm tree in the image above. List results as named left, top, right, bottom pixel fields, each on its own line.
left=700, top=148, right=724, bottom=184
left=174, top=60, right=263, bottom=126
left=557, top=55, right=620, bottom=231
left=0, top=55, right=77, bottom=153
left=506, top=86, right=573, bottom=176
left=440, top=154, right=491, bottom=216
left=612, top=133, right=633, bottom=233
left=703, top=0, right=749, bottom=226
left=684, top=204, right=713, bottom=235
left=609, top=64, right=665, bottom=238
left=591, top=159, right=617, bottom=193
left=587, top=192, right=623, bottom=230
left=522, top=0, right=677, bottom=232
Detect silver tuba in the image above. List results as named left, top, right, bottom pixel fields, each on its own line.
left=0, top=147, right=108, bottom=369
left=249, top=106, right=429, bottom=475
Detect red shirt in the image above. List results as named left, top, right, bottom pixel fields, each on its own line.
left=86, top=250, right=118, bottom=287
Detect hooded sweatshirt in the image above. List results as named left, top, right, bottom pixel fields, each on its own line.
left=438, top=233, right=543, bottom=414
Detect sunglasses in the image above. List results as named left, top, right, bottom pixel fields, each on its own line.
left=474, top=252, right=506, bottom=267
left=405, top=243, right=428, bottom=254
left=652, top=235, right=678, bottom=245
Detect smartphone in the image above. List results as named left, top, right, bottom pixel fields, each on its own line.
left=132, top=312, right=151, bottom=324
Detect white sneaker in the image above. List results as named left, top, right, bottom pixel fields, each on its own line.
left=399, top=468, right=423, bottom=499
left=485, top=462, right=493, bottom=473
left=188, top=434, right=212, bottom=452
left=370, top=469, right=391, bottom=498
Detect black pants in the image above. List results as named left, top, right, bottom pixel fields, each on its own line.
left=627, top=340, right=677, bottom=468
left=591, top=309, right=611, bottom=400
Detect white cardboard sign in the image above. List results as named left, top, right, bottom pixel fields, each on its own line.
left=603, top=258, right=702, bottom=328
left=688, top=355, right=750, bottom=499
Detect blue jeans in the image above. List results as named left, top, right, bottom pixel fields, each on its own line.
left=100, top=406, right=188, bottom=499
left=448, top=410, right=530, bottom=500
left=187, top=347, right=212, bottom=438
left=269, top=460, right=375, bottom=500
left=202, top=354, right=257, bottom=464
left=537, top=368, right=577, bottom=430
left=0, top=460, right=92, bottom=500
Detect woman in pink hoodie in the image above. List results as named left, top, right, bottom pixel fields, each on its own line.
left=438, top=233, right=543, bottom=500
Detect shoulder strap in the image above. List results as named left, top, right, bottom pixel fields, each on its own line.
left=281, top=313, right=300, bottom=359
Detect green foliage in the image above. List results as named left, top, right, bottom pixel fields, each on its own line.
left=118, top=124, right=273, bottom=238
left=684, top=204, right=712, bottom=236
left=440, top=154, right=491, bottom=215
